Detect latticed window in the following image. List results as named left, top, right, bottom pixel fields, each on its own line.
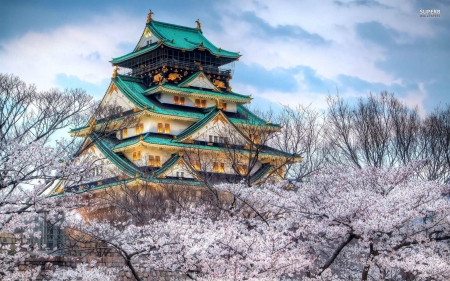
left=222, top=103, right=227, bottom=111
left=132, top=151, right=141, bottom=161
left=180, top=96, right=185, bottom=105
left=123, top=128, right=128, bottom=138
left=155, top=156, right=161, bottom=167
left=201, top=100, right=206, bottom=108
left=213, top=162, right=219, bottom=172
left=165, top=123, right=170, bottom=134
left=195, top=99, right=200, bottom=107
left=135, top=123, right=144, bottom=134
left=157, top=123, right=163, bottom=133
left=220, top=163, right=225, bottom=173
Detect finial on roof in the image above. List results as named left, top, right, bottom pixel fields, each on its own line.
left=146, top=10, right=154, bottom=24
left=112, top=66, right=119, bottom=78
left=195, top=19, right=202, bottom=30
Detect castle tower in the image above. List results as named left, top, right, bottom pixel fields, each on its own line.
left=62, top=12, right=300, bottom=194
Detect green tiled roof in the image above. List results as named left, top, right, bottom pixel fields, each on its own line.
left=70, top=77, right=276, bottom=134
left=250, top=163, right=272, bottom=185
left=113, top=133, right=293, bottom=158
left=154, top=84, right=251, bottom=103
left=115, top=75, right=204, bottom=119
left=88, top=133, right=144, bottom=178
left=176, top=109, right=221, bottom=141
left=229, top=106, right=281, bottom=128
left=111, top=20, right=239, bottom=64
left=66, top=176, right=204, bottom=195
left=153, top=153, right=182, bottom=177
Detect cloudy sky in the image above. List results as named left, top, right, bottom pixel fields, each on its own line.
left=1, top=0, right=448, bottom=114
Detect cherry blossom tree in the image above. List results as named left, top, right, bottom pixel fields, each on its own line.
left=63, top=160, right=450, bottom=281
left=0, top=73, right=96, bottom=279
left=214, top=161, right=450, bottom=280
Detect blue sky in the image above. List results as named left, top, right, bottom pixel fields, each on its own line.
left=1, top=0, right=448, bottom=115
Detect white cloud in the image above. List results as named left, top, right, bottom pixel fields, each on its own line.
left=208, top=0, right=435, bottom=87
left=0, top=12, right=142, bottom=90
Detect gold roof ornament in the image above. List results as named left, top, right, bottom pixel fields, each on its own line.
left=112, top=66, right=119, bottom=78
left=195, top=19, right=202, bottom=30
left=146, top=10, right=154, bottom=24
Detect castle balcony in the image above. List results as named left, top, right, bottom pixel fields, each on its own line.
left=118, top=58, right=233, bottom=78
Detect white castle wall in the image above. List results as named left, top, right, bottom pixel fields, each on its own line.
left=119, top=115, right=194, bottom=140
left=158, top=92, right=237, bottom=113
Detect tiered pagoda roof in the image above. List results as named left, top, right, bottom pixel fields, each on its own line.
left=62, top=13, right=300, bottom=195
left=111, top=20, right=240, bottom=65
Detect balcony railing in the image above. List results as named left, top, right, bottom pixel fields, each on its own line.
left=120, top=59, right=233, bottom=78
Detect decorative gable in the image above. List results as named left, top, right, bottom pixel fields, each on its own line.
left=178, top=110, right=247, bottom=144
left=134, top=26, right=160, bottom=51
left=155, top=154, right=197, bottom=179
left=179, top=72, right=220, bottom=91
left=100, top=82, right=134, bottom=111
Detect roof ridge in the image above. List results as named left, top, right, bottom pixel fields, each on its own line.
left=151, top=20, right=199, bottom=32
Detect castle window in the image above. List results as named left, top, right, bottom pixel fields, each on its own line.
left=213, top=162, right=218, bottom=172
left=194, top=160, right=201, bottom=170
left=181, top=172, right=184, bottom=178
left=209, top=135, right=213, bottom=142
left=213, top=162, right=225, bottom=173
left=237, top=164, right=248, bottom=175
left=132, top=151, right=141, bottom=161
left=174, top=96, right=185, bottom=105
left=165, top=123, right=170, bottom=134
left=149, top=155, right=155, bottom=166
left=195, top=99, right=207, bottom=108
left=135, top=123, right=144, bottom=134
left=123, top=128, right=128, bottom=138
left=249, top=134, right=260, bottom=144
left=222, top=103, right=227, bottom=111
left=149, top=155, right=161, bottom=166
left=214, top=136, right=218, bottom=143
left=157, top=123, right=163, bottom=133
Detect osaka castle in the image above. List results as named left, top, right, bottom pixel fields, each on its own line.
left=56, top=11, right=300, bottom=194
